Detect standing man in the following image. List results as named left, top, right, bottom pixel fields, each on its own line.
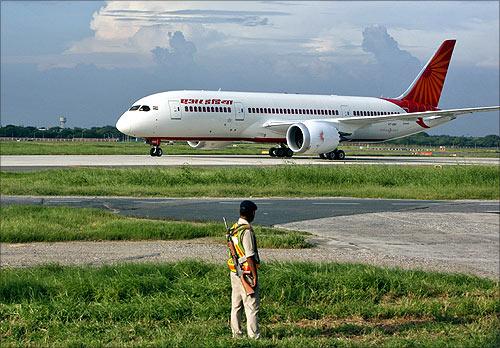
left=227, top=200, right=260, bottom=339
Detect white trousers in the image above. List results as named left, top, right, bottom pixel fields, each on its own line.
left=230, top=272, right=260, bottom=339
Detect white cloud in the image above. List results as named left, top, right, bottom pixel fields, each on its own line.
left=12, top=1, right=496, bottom=71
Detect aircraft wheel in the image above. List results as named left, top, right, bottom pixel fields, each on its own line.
left=276, top=148, right=286, bottom=157
left=156, top=147, right=163, bottom=157
left=150, top=147, right=157, bottom=157
left=326, top=151, right=336, bottom=160
left=269, top=148, right=277, bottom=157
left=319, top=153, right=327, bottom=159
left=336, top=150, right=345, bottom=160
left=285, top=148, right=293, bottom=158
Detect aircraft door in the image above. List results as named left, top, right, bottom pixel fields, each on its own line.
left=340, top=105, right=351, bottom=117
left=234, top=102, right=245, bottom=121
left=169, top=100, right=181, bottom=119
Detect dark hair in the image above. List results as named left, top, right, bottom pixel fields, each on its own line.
left=240, top=200, right=257, bottom=215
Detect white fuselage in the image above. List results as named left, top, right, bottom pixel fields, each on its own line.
left=116, top=90, right=451, bottom=143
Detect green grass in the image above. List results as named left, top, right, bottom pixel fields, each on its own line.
left=1, top=165, right=499, bottom=199
left=0, top=141, right=268, bottom=155
left=1, top=140, right=498, bottom=157
left=0, top=205, right=310, bottom=248
left=0, top=261, right=498, bottom=347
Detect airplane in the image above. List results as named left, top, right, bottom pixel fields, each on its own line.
left=116, top=39, right=499, bottom=159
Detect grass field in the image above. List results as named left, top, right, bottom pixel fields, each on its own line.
left=1, top=140, right=498, bottom=157
left=0, top=205, right=310, bottom=248
left=0, top=261, right=498, bottom=347
left=1, top=165, right=498, bottom=199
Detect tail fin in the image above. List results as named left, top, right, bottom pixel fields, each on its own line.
left=397, top=39, right=456, bottom=108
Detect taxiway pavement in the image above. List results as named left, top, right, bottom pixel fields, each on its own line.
left=2, top=196, right=498, bottom=278
left=1, top=154, right=498, bottom=171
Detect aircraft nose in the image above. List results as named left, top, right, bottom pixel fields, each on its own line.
left=116, top=113, right=131, bottom=134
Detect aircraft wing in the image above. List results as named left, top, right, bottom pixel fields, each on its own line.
left=263, top=106, right=499, bottom=131
left=334, top=106, right=499, bottom=125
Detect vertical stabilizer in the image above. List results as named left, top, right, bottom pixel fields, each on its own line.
left=397, top=40, right=456, bottom=108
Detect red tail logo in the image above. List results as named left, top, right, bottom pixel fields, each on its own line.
left=398, top=40, right=456, bottom=108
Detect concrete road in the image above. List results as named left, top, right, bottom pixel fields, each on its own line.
left=1, top=154, right=498, bottom=171
left=1, top=196, right=498, bottom=278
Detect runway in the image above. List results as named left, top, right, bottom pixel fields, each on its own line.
left=1, top=154, right=498, bottom=171
left=2, top=195, right=499, bottom=278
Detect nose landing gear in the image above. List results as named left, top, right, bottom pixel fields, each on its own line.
left=150, top=146, right=163, bottom=157
left=147, top=138, right=163, bottom=157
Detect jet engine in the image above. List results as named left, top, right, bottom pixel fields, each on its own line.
left=286, top=120, right=340, bottom=154
left=187, top=141, right=232, bottom=150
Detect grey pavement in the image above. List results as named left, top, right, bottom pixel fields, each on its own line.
left=1, top=195, right=498, bottom=278
left=1, top=154, right=498, bottom=171
left=1, top=195, right=498, bottom=225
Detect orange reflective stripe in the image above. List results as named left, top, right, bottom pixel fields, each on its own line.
left=234, top=244, right=245, bottom=258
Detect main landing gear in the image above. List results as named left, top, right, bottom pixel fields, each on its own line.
left=319, top=149, right=345, bottom=160
left=269, top=145, right=293, bottom=158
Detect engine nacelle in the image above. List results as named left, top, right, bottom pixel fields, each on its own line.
left=286, top=120, right=340, bottom=154
left=187, top=141, right=232, bottom=150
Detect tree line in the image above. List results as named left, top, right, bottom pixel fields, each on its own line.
left=386, top=132, right=499, bottom=148
left=0, top=124, right=499, bottom=147
left=0, top=125, right=123, bottom=140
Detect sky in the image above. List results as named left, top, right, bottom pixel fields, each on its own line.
left=1, top=1, right=499, bottom=136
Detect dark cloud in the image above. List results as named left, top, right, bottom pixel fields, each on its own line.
left=360, top=25, right=421, bottom=96
left=102, top=8, right=284, bottom=27
left=362, top=25, right=419, bottom=65
left=104, top=9, right=288, bottom=16
left=151, top=31, right=196, bottom=67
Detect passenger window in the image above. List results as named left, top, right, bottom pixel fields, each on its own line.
left=201, top=106, right=205, bottom=112
left=248, top=108, right=251, bottom=113
left=129, top=105, right=140, bottom=111
left=211, top=106, right=215, bottom=112
left=228, top=107, right=231, bottom=113
left=139, top=105, right=150, bottom=111
left=189, top=106, right=193, bottom=112
left=185, top=106, right=188, bottom=112
left=259, top=108, right=263, bottom=113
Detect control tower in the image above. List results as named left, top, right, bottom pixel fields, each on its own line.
left=59, top=116, right=67, bottom=128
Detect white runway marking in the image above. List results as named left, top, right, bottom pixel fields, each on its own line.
left=312, top=202, right=360, bottom=205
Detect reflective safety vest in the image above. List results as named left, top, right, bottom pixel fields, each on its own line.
left=227, top=223, right=260, bottom=272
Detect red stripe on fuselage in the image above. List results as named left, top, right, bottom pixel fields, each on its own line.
left=381, top=98, right=439, bottom=113
left=147, top=137, right=286, bottom=143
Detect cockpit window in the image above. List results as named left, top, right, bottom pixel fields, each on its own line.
left=139, top=105, right=150, bottom=112
left=129, top=105, right=140, bottom=111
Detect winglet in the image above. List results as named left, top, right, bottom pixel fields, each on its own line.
left=397, top=40, right=456, bottom=108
